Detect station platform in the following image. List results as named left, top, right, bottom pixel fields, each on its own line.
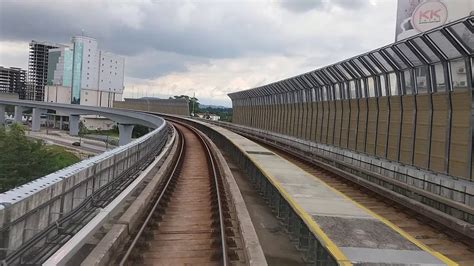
left=185, top=118, right=454, bottom=265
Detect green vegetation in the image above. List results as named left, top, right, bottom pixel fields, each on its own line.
left=86, top=128, right=120, bottom=137
left=171, top=95, right=200, bottom=114
left=199, top=106, right=233, bottom=122
left=132, top=124, right=150, bottom=138
left=171, top=94, right=233, bottom=121
left=0, top=124, right=80, bottom=192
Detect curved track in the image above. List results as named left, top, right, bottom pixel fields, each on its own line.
left=119, top=122, right=230, bottom=265
left=255, top=140, right=474, bottom=266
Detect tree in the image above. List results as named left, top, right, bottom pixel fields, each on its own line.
left=132, top=125, right=150, bottom=138
left=172, top=95, right=199, bottom=115
left=0, top=123, right=79, bottom=192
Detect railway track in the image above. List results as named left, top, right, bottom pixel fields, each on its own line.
left=254, top=140, right=474, bottom=266
left=119, top=122, right=234, bottom=265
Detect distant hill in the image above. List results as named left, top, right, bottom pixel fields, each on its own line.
left=199, top=104, right=230, bottom=109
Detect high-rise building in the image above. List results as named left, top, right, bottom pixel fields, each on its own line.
left=45, top=35, right=124, bottom=107
left=47, top=47, right=73, bottom=87
left=27, top=40, right=67, bottom=101
left=0, top=66, right=27, bottom=99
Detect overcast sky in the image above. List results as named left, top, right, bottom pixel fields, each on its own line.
left=0, top=0, right=397, bottom=106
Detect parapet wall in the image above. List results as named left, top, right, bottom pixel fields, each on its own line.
left=0, top=118, right=169, bottom=262
left=114, top=98, right=189, bottom=116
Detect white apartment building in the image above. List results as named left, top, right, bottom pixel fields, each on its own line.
left=44, top=35, right=125, bottom=130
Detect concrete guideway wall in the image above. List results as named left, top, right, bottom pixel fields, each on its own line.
left=113, top=98, right=190, bottom=116
left=44, top=126, right=178, bottom=266
left=0, top=100, right=169, bottom=261
left=228, top=16, right=474, bottom=183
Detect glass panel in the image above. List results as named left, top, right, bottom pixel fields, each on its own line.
left=292, top=77, right=305, bottom=90
left=384, top=47, right=408, bottom=69
left=415, top=66, right=429, bottom=94
left=298, top=77, right=308, bottom=89
left=449, top=23, right=474, bottom=53
left=350, top=81, right=357, bottom=99
left=360, top=80, right=366, bottom=98
left=286, top=81, right=297, bottom=91
left=363, top=55, right=381, bottom=73
left=71, top=41, right=83, bottom=104
left=301, top=75, right=314, bottom=88
left=412, top=37, right=440, bottom=63
left=352, top=58, right=371, bottom=76
left=334, top=84, right=341, bottom=100
left=306, top=74, right=319, bottom=87
left=404, top=70, right=414, bottom=95
left=341, top=83, right=347, bottom=99
left=389, top=73, right=399, bottom=96
left=290, top=80, right=301, bottom=90
left=450, top=58, right=468, bottom=91
left=311, top=72, right=324, bottom=86
left=380, top=75, right=387, bottom=96
left=367, top=78, right=376, bottom=97
left=343, top=62, right=361, bottom=78
left=434, top=63, right=446, bottom=92
left=336, top=65, right=352, bottom=80
left=396, top=42, right=423, bottom=66
left=428, top=31, right=462, bottom=59
left=323, top=69, right=337, bottom=83
left=322, top=86, right=328, bottom=101
left=329, top=67, right=343, bottom=82
left=372, top=51, right=394, bottom=72
left=281, top=82, right=289, bottom=92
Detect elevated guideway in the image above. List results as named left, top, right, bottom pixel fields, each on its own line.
left=0, top=99, right=169, bottom=264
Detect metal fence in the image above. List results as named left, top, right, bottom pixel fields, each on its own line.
left=229, top=16, right=474, bottom=182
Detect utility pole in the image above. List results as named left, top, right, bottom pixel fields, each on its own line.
left=192, top=92, right=196, bottom=116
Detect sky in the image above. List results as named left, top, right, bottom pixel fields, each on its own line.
left=0, top=0, right=398, bottom=107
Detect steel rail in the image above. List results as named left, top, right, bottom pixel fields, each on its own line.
left=187, top=122, right=229, bottom=266
left=119, top=120, right=229, bottom=266
left=118, top=126, right=185, bottom=265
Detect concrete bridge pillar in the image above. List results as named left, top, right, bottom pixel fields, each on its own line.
left=69, top=115, right=80, bottom=136
left=118, top=124, right=134, bottom=146
left=59, top=116, right=63, bottom=130
left=32, top=108, right=46, bottom=132
left=14, top=106, right=25, bottom=123
left=0, top=105, right=5, bottom=125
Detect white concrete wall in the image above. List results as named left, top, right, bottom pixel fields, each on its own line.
left=98, top=51, right=125, bottom=94
left=81, top=89, right=122, bottom=108
left=44, top=85, right=71, bottom=104
left=72, top=36, right=100, bottom=91
left=82, top=116, right=115, bottom=130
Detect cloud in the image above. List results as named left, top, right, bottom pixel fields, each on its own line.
left=278, top=0, right=368, bottom=13
left=279, top=0, right=327, bottom=13
left=0, top=41, right=29, bottom=69
left=0, top=0, right=397, bottom=105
